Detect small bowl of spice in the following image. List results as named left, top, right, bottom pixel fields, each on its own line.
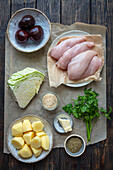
left=64, top=134, right=86, bottom=157
left=41, top=92, right=59, bottom=111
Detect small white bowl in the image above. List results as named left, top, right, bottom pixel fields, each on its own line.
left=64, top=134, right=86, bottom=157
left=41, top=92, right=59, bottom=111
left=7, top=8, right=51, bottom=53
left=54, top=112, right=73, bottom=133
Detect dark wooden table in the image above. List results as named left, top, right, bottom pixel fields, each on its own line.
left=0, top=0, right=113, bottom=169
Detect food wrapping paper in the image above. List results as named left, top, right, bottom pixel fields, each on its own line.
left=4, top=22, right=106, bottom=153
left=48, top=35, right=104, bottom=87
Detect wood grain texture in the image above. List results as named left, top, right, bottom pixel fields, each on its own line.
left=61, top=0, right=90, bottom=24
left=11, top=0, right=35, bottom=14
left=91, top=1, right=113, bottom=170
left=24, top=0, right=35, bottom=8
left=59, top=148, right=91, bottom=170
left=0, top=0, right=113, bottom=169
left=0, top=0, right=10, bottom=169
left=106, top=1, right=113, bottom=170
left=33, top=149, right=59, bottom=170
left=36, top=0, right=60, bottom=22
left=11, top=0, right=25, bottom=14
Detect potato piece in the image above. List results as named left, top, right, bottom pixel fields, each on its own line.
left=23, top=131, right=35, bottom=145
left=11, top=137, right=24, bottom=149
left=30, top=136, right=41, bottom=148
left=12, top=122, right=23, bottom=137
left=32, top=121, right=44, bottom=132
left=30, top=146, right=42, bottom=157
left=41, top=135, right=50, bottom=150
left=36, top=131, right=47, bottom=137
left=23, top=119, right=32, bottom=133
left=18, top=144, right=32, bottom=158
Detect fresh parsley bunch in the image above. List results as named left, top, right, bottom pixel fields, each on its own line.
left=62, top=88, right=112, bottom=142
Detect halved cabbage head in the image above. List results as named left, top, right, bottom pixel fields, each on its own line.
left=7, top=67, right=45, bottom=108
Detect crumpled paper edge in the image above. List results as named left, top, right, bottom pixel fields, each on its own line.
left=48, top=35, right=104, bottom=87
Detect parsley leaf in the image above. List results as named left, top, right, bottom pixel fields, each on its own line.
left=62, top=88, right=112, bottom=142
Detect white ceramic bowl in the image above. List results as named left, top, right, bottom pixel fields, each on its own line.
left=41, top=92, right=59, bottom=111
left=7, top=8, right=51, bottom=53
left=64, top=134, right=86, bottom=157
left=7, top=114, right=53, bottom=163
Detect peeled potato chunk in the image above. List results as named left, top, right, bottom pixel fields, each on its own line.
left=36, top=131, right=47, bottom=137
left=12, top=122, right=23, bottom=137
left=30, top=146, right=42, bottom=157
left=18, top=144, right=32, bottom=158
left=23, top=119, right=32, bottom=133
left=30, top=136, right=41, bottom=148
left=32, top=121, right=44, bottom=132
left=41, top=135, right=50, bottom=150
left=11, top=137, right=24, bottom=149
left=23, top=131, right=35, bottom=145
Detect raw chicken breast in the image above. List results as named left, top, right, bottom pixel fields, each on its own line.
left=68, top=50, right=97, bottom=80
left=56, top=41, right=95, bottom=70
left=81, top=56, right=102, bottom=79
left=50, top=37, right=86, bottom=60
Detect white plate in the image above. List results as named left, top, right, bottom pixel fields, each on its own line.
left=7, top=115, right=53, bottom=163
left=49, top=30, right=93, bottom=87
left=54, top=112, right=73, bottom=133
left=7, top=8, right=51, bottom=53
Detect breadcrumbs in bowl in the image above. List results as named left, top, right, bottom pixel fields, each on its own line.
left=41, top=92, right=59, bottom=111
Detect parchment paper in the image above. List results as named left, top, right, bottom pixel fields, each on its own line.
left=48, top=35, right=104, bottom=87
left=4, top=22, right=106, bottom=154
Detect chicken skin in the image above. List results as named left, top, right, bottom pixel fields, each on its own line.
left=81, top=56, right=102, bottom=79
left=56, top=41, right=95, bottom=70
left=68, top=50, right=98, bottom=80
left=50, top=37, right=86, bottom=60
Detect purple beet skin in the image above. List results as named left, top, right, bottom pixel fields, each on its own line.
left=15, top=29, right=29, bottom=43
left=18, top=15, right=35, bottom=30
left=29, top=25, right=43, bottom=42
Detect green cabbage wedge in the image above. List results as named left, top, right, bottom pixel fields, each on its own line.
left=7, top=67, right=45, bottom=108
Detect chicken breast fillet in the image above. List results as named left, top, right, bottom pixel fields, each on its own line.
left=68, top=50, right=98, bottom=80
left=81, top=56, right=102, bottom=79
left=50, top=37, right=86, bottom=60
left=56, top=41, right=95, bottom=70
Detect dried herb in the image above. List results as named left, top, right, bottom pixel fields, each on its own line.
left=67, top=137, right=83, bottom=153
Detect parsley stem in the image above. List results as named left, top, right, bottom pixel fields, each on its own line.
left=89, top=119, right=91, bottom=135
left=86, top=121, right=91, bottom=142
left=91, top=117, right=98, bottom=129
left=62, top=88, right=112, bottom=142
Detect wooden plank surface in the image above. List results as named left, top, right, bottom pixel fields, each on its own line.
left=91, top=1, right=113, bottom=170
left=61, top=0, right=90, bottom=24
left=0, top=0, right=113, bottom=169
left=36, top=0, right=60, bottom=22
left=0, top=0, right=10, bottom=169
